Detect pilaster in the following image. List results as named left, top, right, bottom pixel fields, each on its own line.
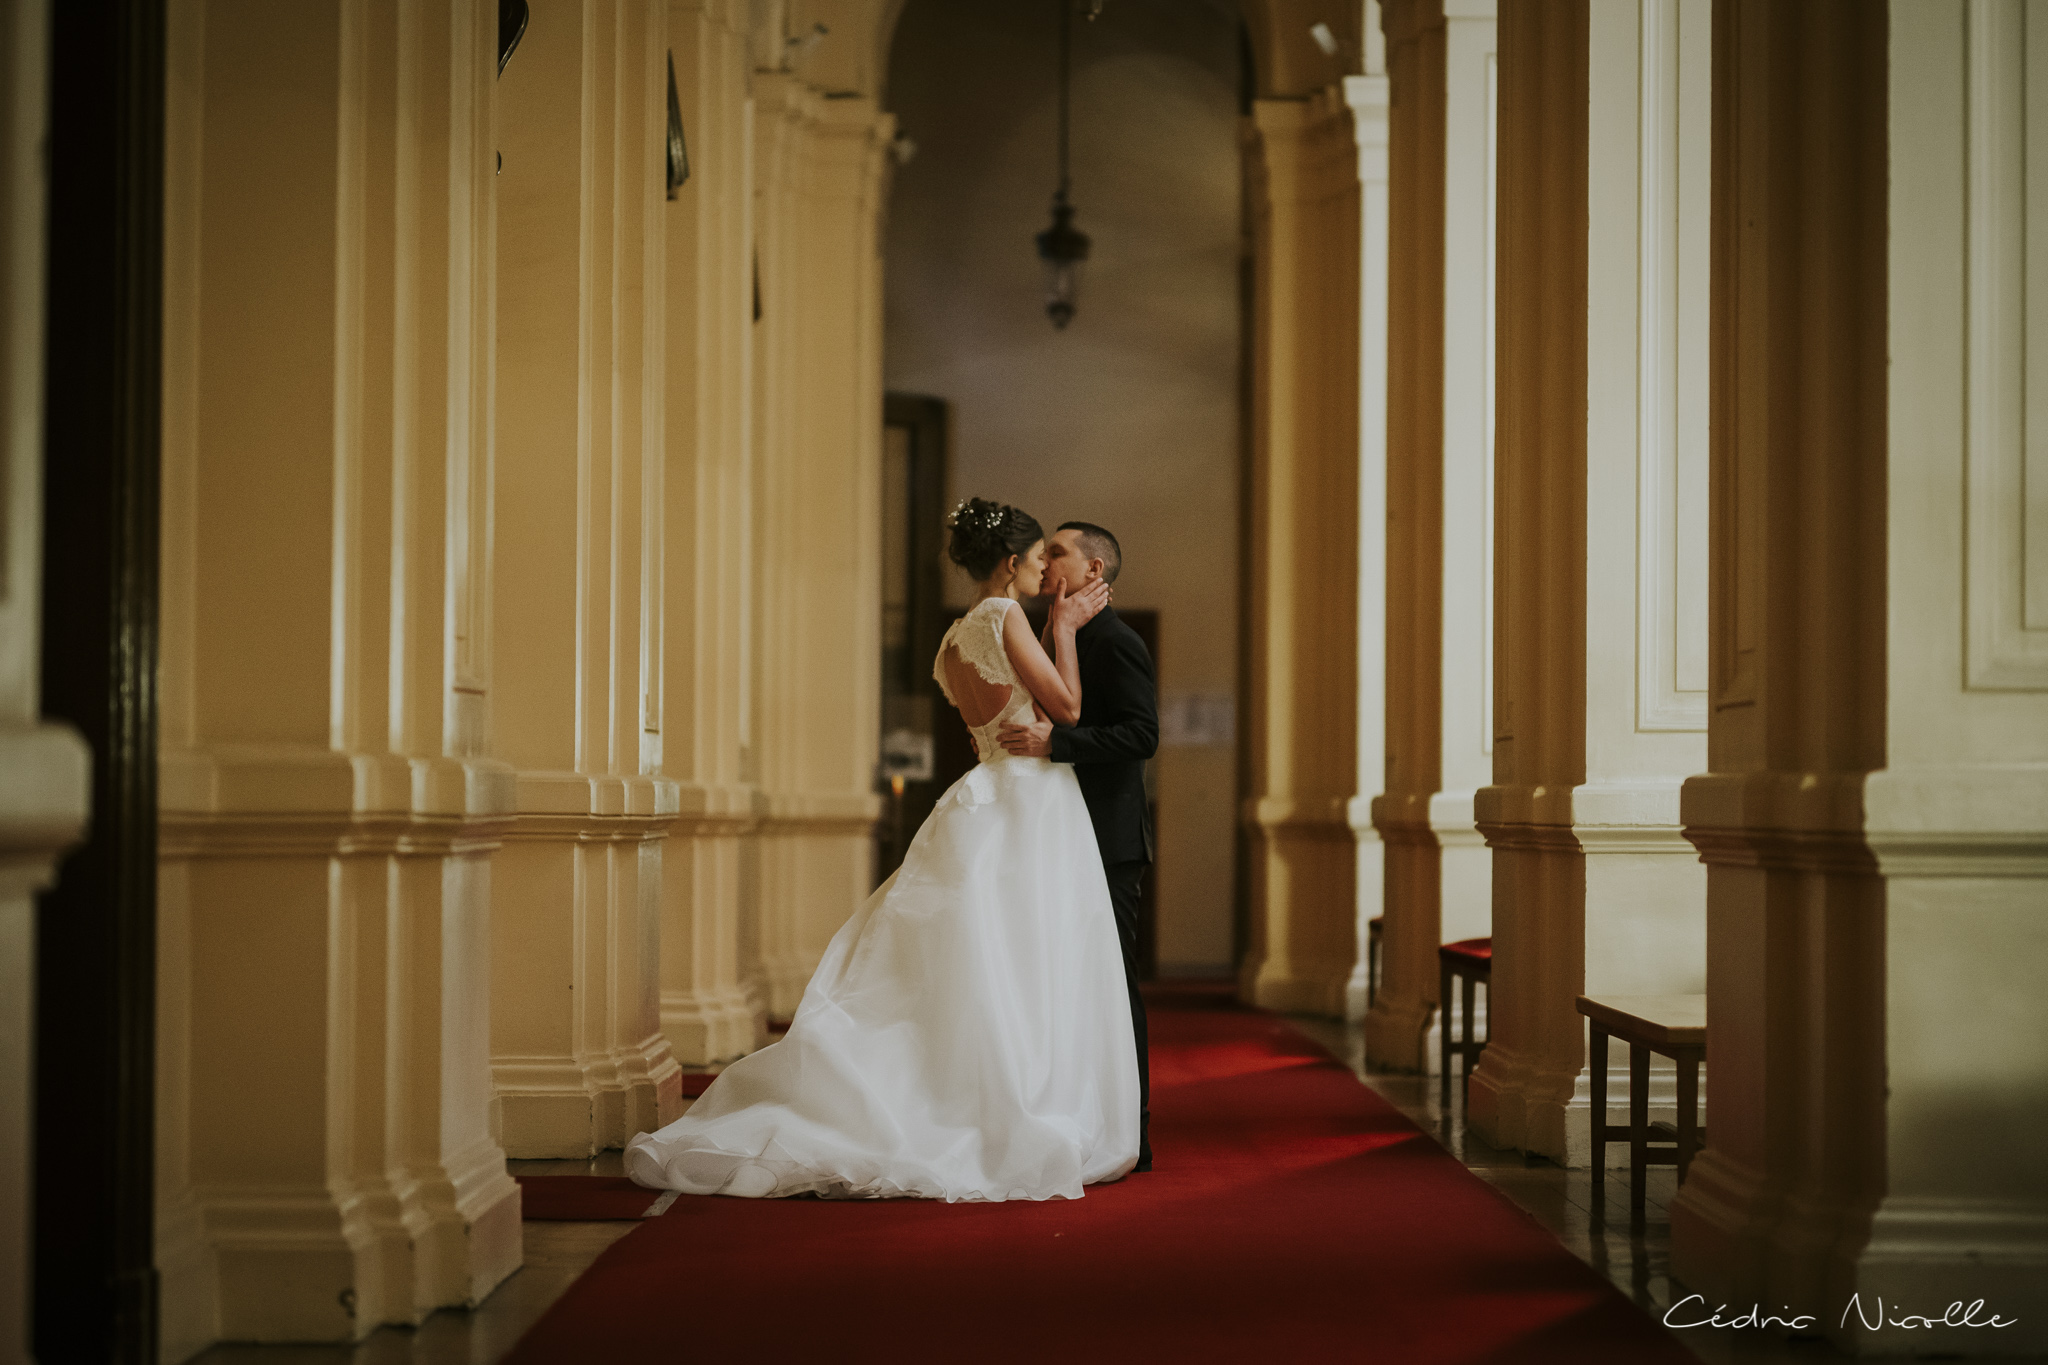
left=1239, top=87, right=1361, bottom=1018
left=1343, top=15, right=1391, bottom=1023
left=155, top=0, right=520, bottom=1348
left=657, top=0, right=766, bottom=1066
left=1736, top=0, right=2048, bottom=1351
left=489, top=0, right=684, bottom=1157
left=1470, top=0, right=1710, bottom=1165
left=750, top=74, right=889, bottom=1017
left=1668, top=0, right=1896, bottom=1339
left=1367, top=0, right=1496, bottom=1069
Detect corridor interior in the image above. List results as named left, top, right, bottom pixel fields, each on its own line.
left=3, top=0, right=2043, bottom=1362
left=177, top=992, right=1844, bottom=1365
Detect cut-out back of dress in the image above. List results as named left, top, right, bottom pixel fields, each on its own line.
left=933, top=596, right=1036, bottom=762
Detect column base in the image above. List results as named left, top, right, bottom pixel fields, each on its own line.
left=1247, top=958, right=1354, bottom=1017
left=495, top=1082, right=601, bottom=1159
left=201, top=1170, right=517, bottom=1343
left=402, top=1137, right=522, bottom=1309
left=604, top=1033, right=685, bottom=1141
left=1363, top=993, right=1432, bottom=1072
left=1465, top=1034, right=1532, bottom=1150
left=1344, top=970, right=1371, bottom=1022
left=205, top=1192, right=374, bottom=1343
left=156, top=1188, right=219, bottom=1364
left=492, top=1056, right=680, bottom=1156
left=762, top=950, right=822, bottom=1022
left=662, top=986, right=764, bottom=1065
left=1671, top=1145, right=1778, bottom=1306
left=1471, top=1053, right=1696, bottom=1166
left=1834, top=1198, right=2048, bottom=1355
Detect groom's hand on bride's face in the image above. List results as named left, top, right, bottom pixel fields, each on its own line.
left=998, top=715, right=1055, bottom=758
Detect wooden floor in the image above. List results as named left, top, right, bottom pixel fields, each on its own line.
left=187, top=1016, right=2042, bottom=1365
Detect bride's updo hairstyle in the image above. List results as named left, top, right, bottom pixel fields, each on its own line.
left=946, top=497, right=1043, bottom=581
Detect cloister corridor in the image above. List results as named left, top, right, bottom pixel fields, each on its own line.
left=1, top=0, right=2042, bottom=1362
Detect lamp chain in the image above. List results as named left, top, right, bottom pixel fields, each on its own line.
left=1056, top=0, right=1072, bottom=201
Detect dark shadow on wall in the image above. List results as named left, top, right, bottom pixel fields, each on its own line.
left=35, top=0, right=166, bottom=1360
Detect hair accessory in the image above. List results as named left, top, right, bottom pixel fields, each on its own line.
left=949, top=499, right=1007, bottom=532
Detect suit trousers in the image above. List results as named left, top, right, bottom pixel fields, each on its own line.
left=1104, top=859, right=1152, bottom=1169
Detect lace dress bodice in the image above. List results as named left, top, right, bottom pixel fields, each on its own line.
left=933, top=596, right=1035, bottom=764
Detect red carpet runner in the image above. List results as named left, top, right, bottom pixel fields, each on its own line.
left=505, top=985, right=1697, bottom=1364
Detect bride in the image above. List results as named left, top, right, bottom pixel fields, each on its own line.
left=624, top=497, right=1139, bottom=1201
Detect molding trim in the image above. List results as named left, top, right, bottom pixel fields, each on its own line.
left=757, top=787, right=884, bottom=836
left=159, top=810, right=516, bottom=859
left=1633, top=0, right=1711, bottom=732
left=1370, top=791, right=1440, bottom=844
left=496, top=811, right=674, bottom=844
left=1474, top=819, right=1580, bottom=854
left=1963, top=0, right=2048, bottom=691
left=1247, top=794, right=1356, bottom=841
left=161, top=745, right=521, bottom=820
left=1862, top=832, right=2048, bottom=879
left=1680, top=770, right=1877, bottom=873
left=1682, top=767, right=2048, bottom=875
left=1864, top=1196, right=2048, bottom=1263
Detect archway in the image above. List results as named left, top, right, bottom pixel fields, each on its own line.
left=879, top=0, right=1248, bottom=978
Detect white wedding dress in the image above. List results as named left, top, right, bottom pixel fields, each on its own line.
left=624, top=595, right=1139, bottom=1201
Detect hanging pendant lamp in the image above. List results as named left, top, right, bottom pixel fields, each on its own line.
left=1035, top=0, right=1091, bottom=329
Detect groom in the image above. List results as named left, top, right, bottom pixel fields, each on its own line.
left=1000, top=521, right=1159, bottom=1171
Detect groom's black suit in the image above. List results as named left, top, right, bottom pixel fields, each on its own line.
left=1048, top=606, right=1158, bottom=1169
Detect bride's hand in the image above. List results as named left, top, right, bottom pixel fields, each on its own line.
left=1051, top=578, right=1112, bottom=634
left=1070, top=578, right=1111, bottom=625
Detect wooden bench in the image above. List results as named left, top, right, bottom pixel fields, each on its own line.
left=1366, top=915, right=1383, bottom=1006
left=1575, top=993, right=1706, bottom=1224
left=1437, top=938, right=1491, bottom=1107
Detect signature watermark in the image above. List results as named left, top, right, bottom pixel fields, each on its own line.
left=1664, top=1293, right=2019, bottom=1334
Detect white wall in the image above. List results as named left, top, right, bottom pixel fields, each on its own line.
left=883, top=0, right=1243, bottom=971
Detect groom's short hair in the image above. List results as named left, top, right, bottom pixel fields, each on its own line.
left=1058, top=521, right=1122, bottom=585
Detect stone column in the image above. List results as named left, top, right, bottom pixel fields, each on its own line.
left=658, top=0, right=765, bottom=1066
left=1239, top=87, right=1362, bottom=1018
left=1672, top=2, right=2048, bottom=1350
left=750, top=74, right=889, bottom=1018
left=155, top=0, right=520, bottom=1347
left=1367, top=0, right=1496, bottom=1071
left=0, top=2, right=92, bottom=1355
left=489, top=0, right=684, bottom=1157
left=1342, top=8, right=1391, bottom=1023
left=1469, top=0, right=1709, bottom=1164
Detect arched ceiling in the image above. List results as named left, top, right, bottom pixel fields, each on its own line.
left=773, top=0, right=1373, bottom=106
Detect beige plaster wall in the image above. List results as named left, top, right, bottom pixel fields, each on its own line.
left=882, top=0, right=1244, bottom=973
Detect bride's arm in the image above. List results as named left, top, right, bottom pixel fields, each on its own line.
left=1001, top=583, right=1108, bottom=725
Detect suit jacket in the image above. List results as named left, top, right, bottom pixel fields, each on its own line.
left=1048, top=607, right=1158, bottom=864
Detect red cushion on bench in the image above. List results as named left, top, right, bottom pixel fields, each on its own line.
left=1438, top=937, right=1492, bottom=965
